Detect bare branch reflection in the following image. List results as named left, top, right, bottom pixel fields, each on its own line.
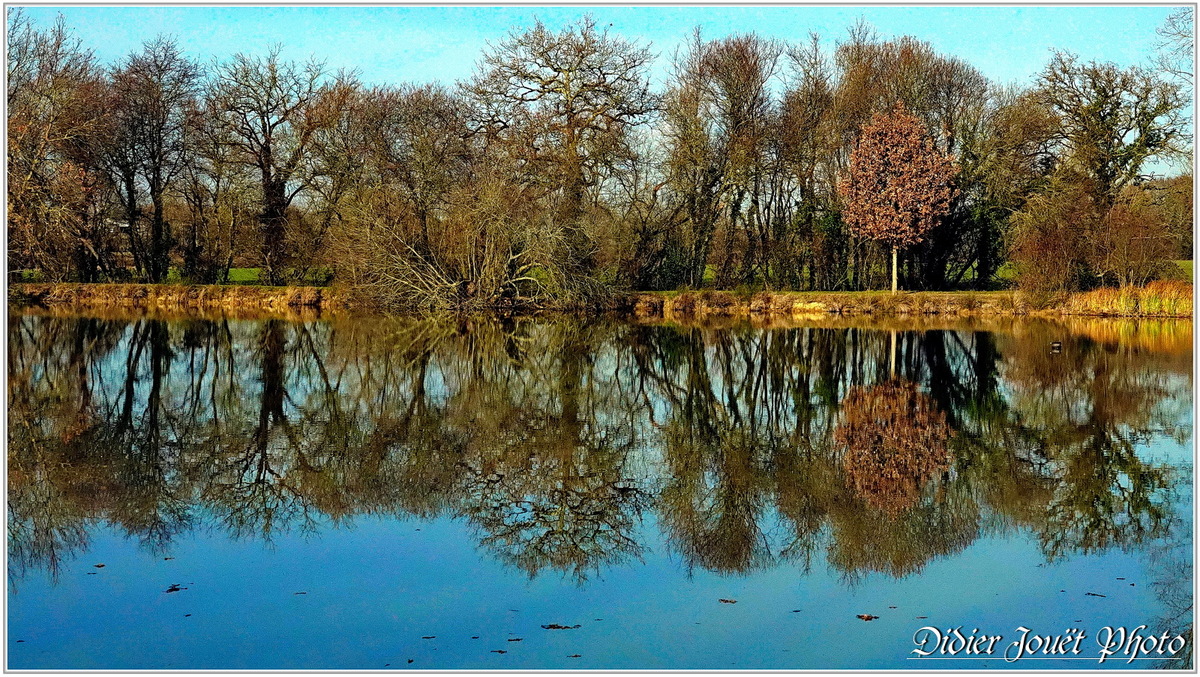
left=7, top=313, right=1190, bottom=588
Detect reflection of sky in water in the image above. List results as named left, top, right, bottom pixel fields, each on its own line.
left=7, top=314, right=1193, bottom=670
left=9, top=512, right=1186, bottom=670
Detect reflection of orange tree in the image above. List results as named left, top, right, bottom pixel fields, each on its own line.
left=834, top=382, right=953, bottom=516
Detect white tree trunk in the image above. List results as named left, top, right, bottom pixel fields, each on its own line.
left=891, top=245, right=899, bottom=294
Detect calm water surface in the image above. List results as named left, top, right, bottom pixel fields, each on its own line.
left=7, top=312, right=1193, bottom=670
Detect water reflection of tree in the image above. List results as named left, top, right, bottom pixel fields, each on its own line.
left=1146, top=514, right=1194, bottom=670
left=652, top=327, right=782, bottom=574
left=8, top=316, right=194, bottom=585
left=6, top=314, right=1190, bottom=590
left=996, top=323, right=1180, bottom=560
left=449, top=323, right=649, bottom=581
left=834, top=381, right=952, bottom=516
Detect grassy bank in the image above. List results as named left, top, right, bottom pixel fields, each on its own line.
left=10, top=283, right=352, bottom=315
left=628, top=284, right=1192, bottom=321
left=9, top=282, right=1192, bottom=319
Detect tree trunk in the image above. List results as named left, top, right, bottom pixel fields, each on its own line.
left=149, top=198, right=167, bottom=283
left=891, top=245, right=899, bottom=294
left=260, top=178, right=289, bottom=286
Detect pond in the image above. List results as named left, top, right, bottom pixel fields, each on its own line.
left=7, top=311, right=1194, bottom=670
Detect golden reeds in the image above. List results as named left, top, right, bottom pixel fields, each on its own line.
left=1062, top=281, right=1193, bottom=318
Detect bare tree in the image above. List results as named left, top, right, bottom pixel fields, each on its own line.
left=300, top=71, right=370, bottom=278
left=1155, top=7, right=1194, bottom=85
left=105, top=37, right=202, bottom=281
left=467, top=16, right=656, bottom=272
left=7, top=9, right=116, bottom=281
left=177, top=98, right=257, bottom=283
left=369, top=84, right=473, bottom=250
left=209, top=47, right=327, bottom=285
left=1092, top=186, right=1175, bottom=287
left=1035, top=52, right=1187, bottom=205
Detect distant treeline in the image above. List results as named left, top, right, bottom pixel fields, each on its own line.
left=7, top=10, right=1194, bottom=308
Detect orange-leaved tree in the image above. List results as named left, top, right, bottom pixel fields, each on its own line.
left=839, top=103, right=957, bottom=293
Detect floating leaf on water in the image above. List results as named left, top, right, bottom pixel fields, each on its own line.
left=508, top=638, right=523, bottom=642
left=719, top=599, right=737, bottom=604
left=857, top=614, right=879, bottom=621
left=1085, top=592, right=1107, bottom=597
left=541, top=624, right=581, bottom=630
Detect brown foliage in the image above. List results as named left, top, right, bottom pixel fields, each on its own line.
left=834, top=381, right=953, bottom=516
left=1009, top=175, right=1099, bottom=292
left=839, top=103, right=957, bottom=251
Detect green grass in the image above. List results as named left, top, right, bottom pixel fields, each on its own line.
left=1170, top=260, right=1193, bottom=281
left=163, top=267, right=332, bottom=285
left=227, top=268, right=261, bottom=283
left=159, top=267, right=261, bottom=284
left=11, top=270, right=44, bottom=282
left=995, top=262, right=1019, bottom=284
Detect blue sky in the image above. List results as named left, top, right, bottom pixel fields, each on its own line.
left=13, top=5, right=1184, bottom=91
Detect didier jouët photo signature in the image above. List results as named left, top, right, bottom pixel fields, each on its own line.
left=910, top=625, right=1190, bottom=664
